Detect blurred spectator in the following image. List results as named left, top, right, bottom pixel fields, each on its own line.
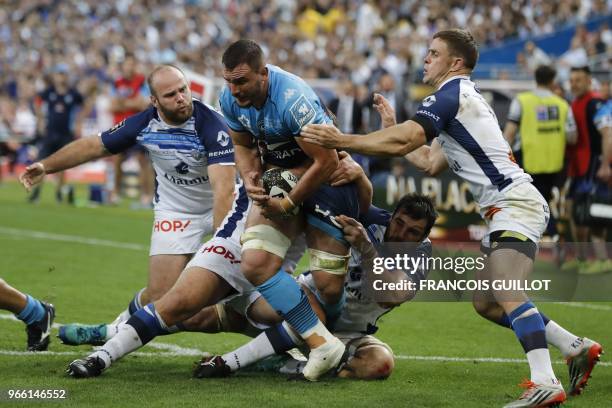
left=29, top=63, right=86, bottom=204
left=328, top=78, right=362, bottom=135
left=594, top=99, right=611, bottom=186
left=109, top=54, right=152, bottom=207
left=565, top=66, right=609, bottom=274
left=328, top=77, right=370, bottom=174
left=523, top=41, right=552, bottom=73
left=366, top=72, right=408, bottom=132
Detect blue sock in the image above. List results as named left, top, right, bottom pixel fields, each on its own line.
left=264, top=323, right=297, bottom=354
left=257, top=269, right=319, bottom=335
left=498, top=311, right=548, bottom=329
left=16, top=295, right=45, bottom=325
left=126, top=303, right=169, bottom=345
left=315, top=290, right=346, bottom=329
left=128, top=288, right=145, bottom=315
left=509, top=302, right=548, bottom=353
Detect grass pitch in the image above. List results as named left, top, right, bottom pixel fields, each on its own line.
left=0, top=181, right=610, bottom=407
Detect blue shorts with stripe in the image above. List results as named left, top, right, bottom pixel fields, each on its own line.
left=302, top=182, right=360, bottom=244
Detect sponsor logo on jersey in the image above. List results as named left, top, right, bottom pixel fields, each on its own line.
left=107, top=119, right=126, bottom=134
left=289, top=95, right=316, bottom=127
left=284, top=88, right=296, bottom=102
left=201, top=244, right=240, bottom=264
left=238, top=114, right=251, bottom=131
left=416, top=109, right=440, bottom=122
left=163, top=173, right=209, bottom=185
left=174, top=161, right=189, bottom=175
left=268, top=147, right=302, bottom=160
left=208, top=148, right=234, bottom=158
left=422, top=95, right=436, bottom=107
left=217, top=130, right=230, bottom=147
left=154, top=220, right=191, bottom=232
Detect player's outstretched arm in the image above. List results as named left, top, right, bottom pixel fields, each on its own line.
left=300, top=120, right=427, bottom=157
left=209, top=164, right=237, bottom=230
left=373, top=93, right=397, bottom=129
left=404, top=138, right=448, bottom=176
left=228, top=129, right=265, bottom=197
left=19, top=135, right=110, bottom=192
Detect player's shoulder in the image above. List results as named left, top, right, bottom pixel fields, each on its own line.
left=192, top=100, right=230, bottom=138
left=268, top=64, right=314, bottom=104
left=109, top=105, right=156, bottom=134
left=416, top=238, right=433, bottom=256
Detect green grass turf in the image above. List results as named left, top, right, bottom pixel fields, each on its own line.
left=0, top=181, right=610, bottom=407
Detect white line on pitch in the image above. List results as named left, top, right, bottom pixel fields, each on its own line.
left=551, top=302, right=612, bottom=311
left=394, top=355, right=610, bottom=367
left=0, top=313, right=201, bottom=356
left=0, top=226, right=148, bottom=251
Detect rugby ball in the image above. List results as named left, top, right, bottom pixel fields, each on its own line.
left=262, top=168, right=300, bottom=214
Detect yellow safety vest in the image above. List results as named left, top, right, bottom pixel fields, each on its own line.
left=517, top=92, right=568, bottom=174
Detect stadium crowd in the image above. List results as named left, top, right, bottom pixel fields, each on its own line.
left=0, top=1, right=610, bottom=218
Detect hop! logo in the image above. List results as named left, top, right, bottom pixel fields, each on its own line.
left=154, top=220, right=191, bottom=232
left=201, top=245, right=240, bottom=264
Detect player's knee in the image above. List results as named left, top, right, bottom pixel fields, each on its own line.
left=0, top=278, right=7, bottom=289
left=240, top=225, right=290, bottom=283
left=472, top=298, right=494, bottom=319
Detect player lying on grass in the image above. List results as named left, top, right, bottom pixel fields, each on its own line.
left=187, top=194, right=436, bottom=380
left=0, top=278, right=54, bottom=351
left=19, top=65, right=236, bottom=338
left=63, top=152, right=373, bottom=379
left=299, top=29, right=603, bottom=406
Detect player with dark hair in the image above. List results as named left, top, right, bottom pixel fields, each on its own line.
left=193, top=194, right=437, bottom=381
left=300, top=29, right=602, bottom=406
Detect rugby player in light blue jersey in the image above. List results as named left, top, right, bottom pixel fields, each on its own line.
left=218, top=40, right=371, bottom=380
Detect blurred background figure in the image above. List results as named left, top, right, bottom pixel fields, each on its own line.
left=503, top=65, right=576, bottom=263
left=565, top=66, right=610, bottom=274
left=29, top=64, right=85, bottom=204
left=109, top=54, right=152, bottom=207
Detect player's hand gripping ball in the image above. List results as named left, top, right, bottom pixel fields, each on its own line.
left=261, top=168, right=300, bottom=216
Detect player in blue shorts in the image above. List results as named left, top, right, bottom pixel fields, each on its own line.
left=219, top=39, right=371, bottom=380
left=193, top=194, right=436, bottom=381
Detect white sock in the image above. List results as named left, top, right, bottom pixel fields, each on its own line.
left=526, top=348, right=559, bottom=386
left=221, top=332, right=276, bottom=372
left=90, top=324, right=143, bottom=369
left=300, top=320, right=336, bottom=347
left=282, top=321, right=304, bottom=346
left=545, top=321, right=582, bottom=358
left=104, top=323, right=122, bottom=341
left=111, top=309, right=131, bottom=325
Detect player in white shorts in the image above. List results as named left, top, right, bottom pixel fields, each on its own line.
left=299, top=29, right=603, bottom=406
left=19, top=65, right=236, bottom=339
left=192, top=195, right=436, bottom=380
left=63, top=149, right=373, bottom=378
